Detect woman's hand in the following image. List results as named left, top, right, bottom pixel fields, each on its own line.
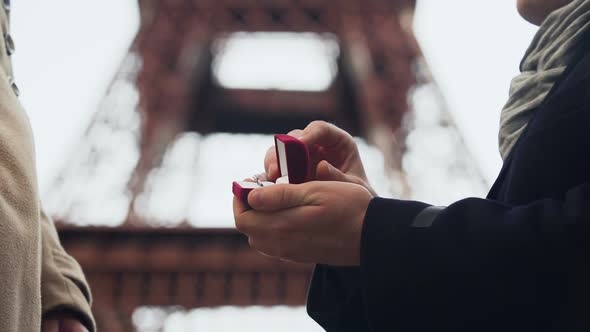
left=264, top=121, right=377, bottom=196
left=233, top=181, right=374, bottom=266
left=42, top=311, right=89, bottom=332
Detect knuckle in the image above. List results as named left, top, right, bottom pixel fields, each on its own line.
left=308, top=120, right=329, bottom=132
left=278, top=187, right=291, bottom=206
left=287, top=128, right=303, bottom=136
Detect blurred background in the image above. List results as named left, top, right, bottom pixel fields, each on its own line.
left=11, top=0, right=536, bottom=331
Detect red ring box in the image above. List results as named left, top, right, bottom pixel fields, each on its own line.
left=232, top=134, right=310, bottom=204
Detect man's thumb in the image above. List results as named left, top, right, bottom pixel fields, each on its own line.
left=248, top=184, right=308, bottom=212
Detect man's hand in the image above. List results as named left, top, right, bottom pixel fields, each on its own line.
left=234, top=181, right=373, bottom=266
left=264, top=121, right=377, bottom=196
left=42, top=311, right=89, bottom=332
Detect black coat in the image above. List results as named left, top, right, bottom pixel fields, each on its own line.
left=307, top=34, right=590, bottom=332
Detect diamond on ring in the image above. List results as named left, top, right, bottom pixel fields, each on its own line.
left=251, top=174, right=262, bottom=186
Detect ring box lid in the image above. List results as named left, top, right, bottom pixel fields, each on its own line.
left=274, top=134, right=310, bottom=184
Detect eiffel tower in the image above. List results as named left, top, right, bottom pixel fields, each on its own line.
left=46, top=0, right=486, bottom=330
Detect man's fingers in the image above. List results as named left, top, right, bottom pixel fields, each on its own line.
left=235, top=209, right=276, bottom=236
left=248, top=183, right=311, bottom=212
left=316, top=160, right=363, bottom=185
left=301, top=121, right=351, bottom=149
left=287, top=129, right=304, bottom=138
left=233, top=196, right=251, bottom=216
left=235, top=205, right=307, bottom=236
left=315, top=160, right=347, bottom=182
left=316, top=161, right=377, bottom=197
left=263, top=146, right=280, bottom=180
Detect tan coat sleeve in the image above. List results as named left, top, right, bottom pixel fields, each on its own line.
left=0, top=70, right=43, bottom=331
left=0, top=5, right=95, bottom=330
left=40, top=209, right=96, bottom=332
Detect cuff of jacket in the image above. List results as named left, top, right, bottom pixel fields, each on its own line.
left=42, top=279, right=95, bottom=332
left=42, top=249, right=96, bottom=332
left=306, top=264, right=367, bottom=331
left=359, top=197, right=433, bottom=329
left=40, top=209, right=96, bottom=332
left=41, top=242, right=95, bottom=332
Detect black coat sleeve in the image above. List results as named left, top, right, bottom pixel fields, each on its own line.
left=307, top=182, right=590, bottom=332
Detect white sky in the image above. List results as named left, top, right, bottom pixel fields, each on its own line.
left=213, top=32, right=340, bottom=91
left=10, top=2, right=537, bottom=192
left=414, top=1, right=537, bottom=182
left=11, top=0, right=140, bottom=194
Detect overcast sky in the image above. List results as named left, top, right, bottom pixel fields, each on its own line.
left=11, top=1, right=537, bottom=193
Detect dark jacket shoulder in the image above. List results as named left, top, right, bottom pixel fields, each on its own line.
left=308, top=33, right=590, bottom=332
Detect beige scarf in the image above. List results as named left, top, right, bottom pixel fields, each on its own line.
left=499, top=0, right=590, bottom=159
